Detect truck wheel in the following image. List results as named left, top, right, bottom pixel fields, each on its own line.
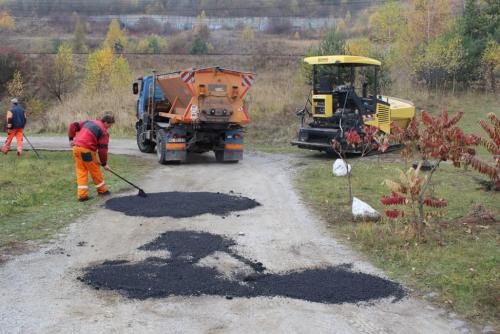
left=136, top=128, right=155, bottom=153
left=215, top=150, right=224, bottom=162
left=156, top=129, right=168, bottom=164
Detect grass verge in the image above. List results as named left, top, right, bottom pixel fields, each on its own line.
left=0, top=151, right=147, bottom=253
left=296, top=157, right=499, bottom=325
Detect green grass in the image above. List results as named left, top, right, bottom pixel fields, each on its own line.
left=296, top=158, right=499, bottom=324
left=0, top=151, right=147, bottom=253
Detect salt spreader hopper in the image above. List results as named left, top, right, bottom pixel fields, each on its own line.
left=133, top=67, right=254, bottom=163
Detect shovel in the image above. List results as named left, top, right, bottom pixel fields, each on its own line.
left=107, top=168, right=148, bottom=197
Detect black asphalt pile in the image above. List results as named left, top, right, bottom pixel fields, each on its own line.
left=81, top=231, right=405, bottom=304
left=105, top=192, right=260, bottom=218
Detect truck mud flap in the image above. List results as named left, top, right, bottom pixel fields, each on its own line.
left=223, top=149, right=243, bottom=161
left=165, top=149, right=187, bottom=162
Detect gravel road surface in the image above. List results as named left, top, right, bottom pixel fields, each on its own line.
left=0, top=136, right=467, bottom=333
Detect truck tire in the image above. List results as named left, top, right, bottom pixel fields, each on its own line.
left=136, top=126, right=155, bottom=153
left=156, top=129, right=168, bottom=164
left=215, top=150, right=224, bottom=162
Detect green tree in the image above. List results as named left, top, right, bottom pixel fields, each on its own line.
left=301, top=29, right=346, bottom=83
left=189, top=36, right=209, bottom=54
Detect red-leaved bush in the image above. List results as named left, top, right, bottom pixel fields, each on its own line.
left=383, top=110, right=474, bottom=239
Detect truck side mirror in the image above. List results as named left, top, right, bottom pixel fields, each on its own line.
left=132, top=82, right=139, bottom=95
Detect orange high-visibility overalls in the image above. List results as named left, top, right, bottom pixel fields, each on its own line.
left=2, top=105, right=26, bottom=155
left=72, top=146, right=108, bottom=199
left=69, top=120, right=109, bottom=200
left=2, top=129, right=24, bottom=155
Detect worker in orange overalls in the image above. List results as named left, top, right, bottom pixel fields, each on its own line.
left=2, top=98, right=26, bottom=156
left=68, top=114, right=115, bottom=202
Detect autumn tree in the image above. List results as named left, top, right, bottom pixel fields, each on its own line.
left=368, top=1, right=405, bottom=43
left=73, top=19, right=88, bottom=53
left=0, top=10, right=15, bottom=31
left=136, top=34, right=167, bottom=54
left=7, top=70, right=23, bottom=98
left=85, top=47, right=131, bottom=92
left=242, top=25, right=254, bottom=40
left=103, top=19, right=128, bottom=54
left=41, top=45, right=76, bottom=102
left=0, top=48, right=28, bottom=98
left=481, top=39, right=500, bottom=93
left=194, top=10, right=209, bottom=39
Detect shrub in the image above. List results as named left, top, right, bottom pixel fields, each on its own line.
left=265, top=18, right=292, bottom=35
left=386, top=111, right=476, bottom=239
left=464, top=112, right=499, bottom=190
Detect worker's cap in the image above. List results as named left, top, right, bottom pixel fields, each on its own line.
left=11, top=98, right=18, bottom=104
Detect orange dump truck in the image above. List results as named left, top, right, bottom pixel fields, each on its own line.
left=133, top=67, right=254, bottom=163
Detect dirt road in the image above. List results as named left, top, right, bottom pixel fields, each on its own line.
left=0, top=137, right=467, bottom=333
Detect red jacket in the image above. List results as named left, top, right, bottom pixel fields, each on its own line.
left=68, top=120, right=110, bottom=165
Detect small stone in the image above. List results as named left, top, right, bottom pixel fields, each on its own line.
left=425, top=305, right=435, bottom=311
left=450, top=319, right=465, bottom=328
left=225, top=296, right=233, bottom=300
left=482, top=326, right=495, bottom=333
left=238, top=232, right=245, bottom=236
left=449, top=312, right=457, bottom=318
left=425, top=292, right=439, bottom=298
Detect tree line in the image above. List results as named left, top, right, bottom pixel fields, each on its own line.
left=0, top=0, right=375, bottom=17
left=312, top=0, right=499, bottom=93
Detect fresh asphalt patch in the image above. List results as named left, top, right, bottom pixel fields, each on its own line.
left=104, top=192, right=261, bottom=218
left=81, top=231, right=405, bottom=304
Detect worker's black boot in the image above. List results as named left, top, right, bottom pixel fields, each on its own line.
left=98, top=190, right=111, bottom=196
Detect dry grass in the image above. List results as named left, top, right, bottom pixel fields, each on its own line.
left=34, top=52, right=309, bottom=142
left=37, top=88, right=137, bottom=137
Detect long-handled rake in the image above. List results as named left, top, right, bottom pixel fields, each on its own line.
left=23, top=133, right=41, bottom=159
left=107, top=169, right=148, bottom=197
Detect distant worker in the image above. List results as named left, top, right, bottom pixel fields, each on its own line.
left=2, top=98, right=26, bottom=156
left=68, top=114, right=115, bottom=202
